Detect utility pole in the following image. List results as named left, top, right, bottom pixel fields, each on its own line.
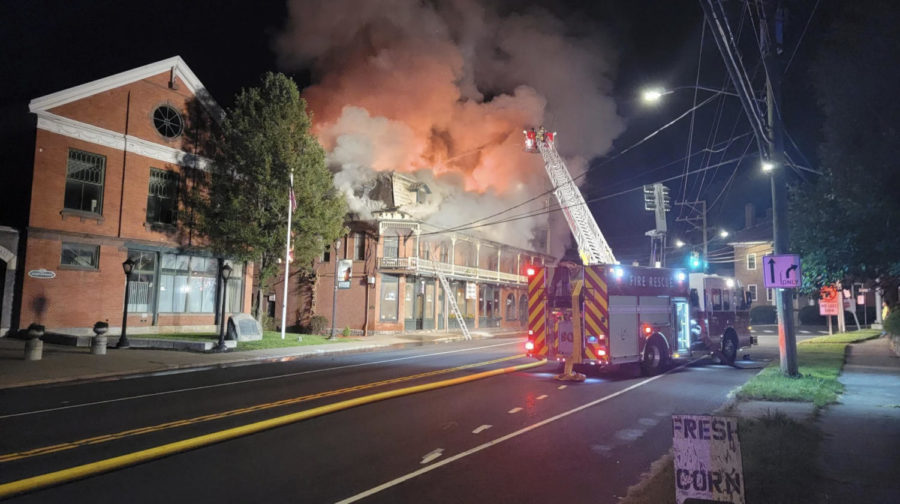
left=701, top=0, right=798, bottom=376
left=762, top=0, right=798, bottom=376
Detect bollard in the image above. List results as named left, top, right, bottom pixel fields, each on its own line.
left=24, top=323, right=44, bottom=361
left=91, top=322, right=109, bottom=356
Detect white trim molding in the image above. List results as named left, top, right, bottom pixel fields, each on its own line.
left=29, top=56, right=224, bottom=122
left=36, top=112, right=212, bottom=171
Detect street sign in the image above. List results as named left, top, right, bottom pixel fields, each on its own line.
left=819, top=285, right=840, bottom=316
left=673, top=414, right=745, bottom=504
left=28, top=269, right=56, bottom=279
left=465, top=282, right=477, bottom=300
left=336, top=260, right=352, bottom=289
left=762, top=254, right=801, bottom=289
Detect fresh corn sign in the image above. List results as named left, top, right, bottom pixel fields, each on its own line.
left=672, top=414, right=745, bottom=504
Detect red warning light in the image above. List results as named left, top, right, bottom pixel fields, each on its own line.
left=525, top=341, right=535, bottom=351
left=526, top=267, right=536, bottom=277
left=643, top=324, right=653, bottom=335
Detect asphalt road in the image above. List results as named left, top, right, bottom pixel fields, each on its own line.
left=0, top=327, right=824, bottom=503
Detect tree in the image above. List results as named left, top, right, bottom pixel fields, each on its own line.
left=790, top=0, right=900, bottom=299
left=194, top=72, right=347, bottom=317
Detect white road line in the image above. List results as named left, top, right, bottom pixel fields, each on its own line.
left=557, top=385, right=567, bottom=390
left=336, top=358, right=698, bottom=504
left=0, top=341, right=521, bottom=420
left=537, top=394, right=548, bottom=400
left=508, top=407, right=523, bottom=414
left=472, top=425, right=492, bottom=434
left=420, top=449, right=443, bottom=465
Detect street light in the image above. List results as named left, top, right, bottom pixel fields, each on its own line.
left=640, top=85, right=743, bottom=104
left=215, top=262, right=233, bottom=352
left=674, top=239, right=685, bottom=248
left=719, top=229, right=729, bottom=238
left=116, top=257, right=135, bottom=349
left=761, top=160, right=775, bottom=172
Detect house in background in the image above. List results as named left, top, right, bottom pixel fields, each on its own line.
left=12, top=56, right=253, bottom=336
left=728, top=204, right=775, bottom=306
left=271, top=172, right=553, bottom=334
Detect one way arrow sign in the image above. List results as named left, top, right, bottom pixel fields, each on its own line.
left=762, top=254, right=802, bottom=289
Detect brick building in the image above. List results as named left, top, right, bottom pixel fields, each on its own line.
left=271, top=172, right=553, bottom=334
left=14, top=56, right=252, bottom=336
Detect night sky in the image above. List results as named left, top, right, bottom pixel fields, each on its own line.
left=0, top=0, right=829, bottom=267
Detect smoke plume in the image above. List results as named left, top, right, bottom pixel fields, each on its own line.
left=277, top=0, right=624, bottom=255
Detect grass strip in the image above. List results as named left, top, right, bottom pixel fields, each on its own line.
left=735, top=329, right=880, bottom=407
left=131, top=331, right=357, bottom=351
left=620, top=413, right=823, bottom=504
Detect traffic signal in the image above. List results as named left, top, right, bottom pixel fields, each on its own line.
left=689, top=251, right=703, bottom=270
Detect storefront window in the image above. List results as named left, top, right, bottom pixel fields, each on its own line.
left=379, top=275, right=399, bottom=321
left=506, top=293, right=516, bottom=320
left=158, top=254, right=216, bottom=313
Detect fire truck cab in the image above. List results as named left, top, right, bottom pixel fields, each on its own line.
left=687, top=273, right=754, bottom=364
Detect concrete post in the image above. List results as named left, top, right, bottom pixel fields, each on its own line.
left=24, top=323, right=44, bottom=361
left=92, top=322, right=109, bottom=355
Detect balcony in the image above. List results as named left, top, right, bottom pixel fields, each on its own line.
left=377, top=257, right=526, bottom=285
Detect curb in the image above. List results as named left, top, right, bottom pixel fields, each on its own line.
left=1, top=331, right=525, bottom=390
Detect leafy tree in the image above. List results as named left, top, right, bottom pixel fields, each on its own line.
left=790, top=0, right=900, bottom=299
left=193, top=72, right=347, bottom=316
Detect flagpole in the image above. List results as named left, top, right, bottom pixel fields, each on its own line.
left=280, top=172, right=294, bottom=340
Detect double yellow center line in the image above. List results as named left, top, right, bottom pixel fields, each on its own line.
left=0, top=355, right=521, bottom=464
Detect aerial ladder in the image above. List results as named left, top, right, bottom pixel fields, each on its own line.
left=524, top=127, right=617, bottom=381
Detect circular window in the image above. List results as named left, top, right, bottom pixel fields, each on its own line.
left=152, top=105, right=184, bottom=138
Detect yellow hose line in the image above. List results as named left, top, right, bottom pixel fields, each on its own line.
left=0, top=358, right=547, bottom=499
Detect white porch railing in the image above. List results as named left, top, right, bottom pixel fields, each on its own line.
left=376, top=257, right=526, bottom=285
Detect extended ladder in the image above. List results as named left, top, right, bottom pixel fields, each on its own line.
left=432, top=264, right=470, bottom=340
left=530, top=130, right=617, bottom=266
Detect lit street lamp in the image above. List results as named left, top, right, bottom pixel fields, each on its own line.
left=674, top=239, right=685, bottom=248
left=640, top=85, right=742, bottom=104
left=116, top=257, right=135, bottom=349
left=215, top=262, right=233, bottom=352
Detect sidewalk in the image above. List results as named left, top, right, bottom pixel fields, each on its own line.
left=818, top=336, right=900, bottom=503
left=732, top=336, right=900, bottom=503
left=0, top=328, right=523, bottom=390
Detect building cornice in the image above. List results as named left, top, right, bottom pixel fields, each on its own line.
left=36, top=112, right=212, bottom=171
left=28, top=56, right=224, bottom=122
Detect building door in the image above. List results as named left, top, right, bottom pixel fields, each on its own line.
left=424, top=281, right=435, bottom=330
left=414, top=292, right=424, bottom=330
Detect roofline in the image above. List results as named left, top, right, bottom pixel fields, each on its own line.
left=28, top=56, right=224, bottom=121
left=727, top=240, right=772, bottom=246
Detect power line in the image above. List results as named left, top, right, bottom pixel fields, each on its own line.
left=784, top=0, right=821, bottom=74
left=418, top=154, right=754, bottom=237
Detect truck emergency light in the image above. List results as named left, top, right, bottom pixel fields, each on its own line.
left=643, top=324, right=653, bottom=335
left=525, top=341, right=535, bottom=351
left=526, top=267, right=536, bottom=277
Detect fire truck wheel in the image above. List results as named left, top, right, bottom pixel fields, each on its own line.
left=721, top=332, right=738, bottom=365
left=641, top=338, right=668, bottom=376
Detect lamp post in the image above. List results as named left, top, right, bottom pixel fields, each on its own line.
left=215, top=262, right=233, bottom=352
left=329, top=238, right=341, bottom=341
left=116, top=257, right=135, bottom=349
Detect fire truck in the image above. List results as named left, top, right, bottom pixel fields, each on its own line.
left=522, top=128, right=753, bottom=379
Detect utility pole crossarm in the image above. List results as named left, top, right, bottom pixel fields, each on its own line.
left=535, top=133, right=616, bottom=265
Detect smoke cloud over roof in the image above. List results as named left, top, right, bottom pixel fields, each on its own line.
left=277, top=0, right=625, bottom=254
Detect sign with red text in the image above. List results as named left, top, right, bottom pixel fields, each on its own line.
left=819, top=285, right=840, bottom=316
left=673, top=414, right=745, bottom=504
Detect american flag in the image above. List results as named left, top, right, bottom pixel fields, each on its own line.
left=289, top=187, right=297, bottom=212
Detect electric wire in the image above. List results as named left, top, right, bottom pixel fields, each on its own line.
left=784, top=0, right=821, bottom=74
